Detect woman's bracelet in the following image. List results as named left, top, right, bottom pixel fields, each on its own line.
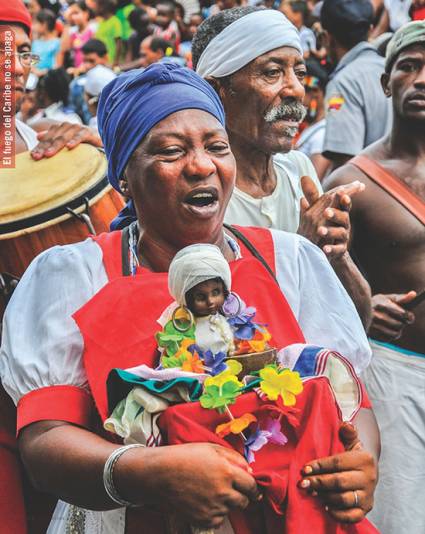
left=103, top=444, right=146, bottom=507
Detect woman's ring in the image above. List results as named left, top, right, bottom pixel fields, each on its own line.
left=353, top=490, right=359, bottom=508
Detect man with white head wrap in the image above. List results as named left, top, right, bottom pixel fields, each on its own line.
left=191, top=7, right=372, bottom=327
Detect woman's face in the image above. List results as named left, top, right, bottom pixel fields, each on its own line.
left=125, top=109, right=236, bottom=248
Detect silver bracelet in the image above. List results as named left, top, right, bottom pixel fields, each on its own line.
left=103, top=444, right=145, bottom=507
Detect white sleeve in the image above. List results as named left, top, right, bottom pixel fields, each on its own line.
left=271, top=230, right=371, bottom=374
left=0, top=239, right=108, bottom=405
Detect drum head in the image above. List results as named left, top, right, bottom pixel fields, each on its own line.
left=0, top=144, right=108, bottom=237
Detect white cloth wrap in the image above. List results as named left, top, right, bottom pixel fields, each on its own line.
left=195, top=9, right=302, bottom=79
left=168, top=244, right=231, bottom=305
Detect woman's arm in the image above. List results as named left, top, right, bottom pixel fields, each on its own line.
left=19, top=420, right=259, bottom=529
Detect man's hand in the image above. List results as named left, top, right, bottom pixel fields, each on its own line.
left=299, top=424, right=377, bottom=524
left=369, top=292, right=416, bottom=341
left=298, top=176, right=365, bottom=261
left=116, top=443, right=261, bottom=530
left=30, top=122, right=102, bottom=160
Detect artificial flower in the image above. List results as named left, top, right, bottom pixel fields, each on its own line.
left=204, top=360, right=243, bottom=389
left=259, top=366, right=303, bottom=405
left=200, top=381, right=242, bottom=413
left=156, top=320, right=195, bottom=357
left=180, top=350, right=204, bottom=374
left=258, top=401, right=301, bottom=429
left=264, top=417, right=288, bottom=446
left=216, top=413, right=257, bottom=438
left=244, top=429, right=272, bottom=463
left=202, top=349, right=227, bottom=376
left=228, top=307, right=258, bottom=340
left=234, top=327, right=272, bottom=355
left=161, top=339, right=198, bottom=370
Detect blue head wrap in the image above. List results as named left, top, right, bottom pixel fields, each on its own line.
left=97, top=63, right=226, bottom=192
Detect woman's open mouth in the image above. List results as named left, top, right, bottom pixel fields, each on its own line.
left=183, top=187, right=220, bottom=218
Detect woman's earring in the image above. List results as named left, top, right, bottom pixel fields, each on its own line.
left=221, top=292, right=242, bottom=318
left=119, top=179, right=129, bottom=195
left=172, top=305, right=195, bottom=332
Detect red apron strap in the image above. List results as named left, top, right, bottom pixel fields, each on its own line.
left=91, top=230, right=124, bottom=281
left=228, top=225, right=276, bottom=276
left=350, top=154, right=425, bottom=226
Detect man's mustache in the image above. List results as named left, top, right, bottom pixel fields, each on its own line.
left=264, top=101, right=307, bottom=123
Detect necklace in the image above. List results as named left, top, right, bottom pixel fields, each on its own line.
left=127, top=223, right=241, bottom=276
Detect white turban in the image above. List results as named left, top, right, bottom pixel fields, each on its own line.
left=168, top=244, right=231, bottom=306
left=196, top=9, right=302, bottom=79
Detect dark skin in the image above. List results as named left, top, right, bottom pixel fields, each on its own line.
left=19, top=109, right=378, bottom=527
left=324, top=44, right=425, bottom=353
left=210, top=46, right=371, bottom=327
left=6, top=24, right=102, bottom=159
left=186, top=279, right=226, bottom=317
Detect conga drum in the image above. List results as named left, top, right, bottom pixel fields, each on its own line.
left=0, top=144, right=124, bottom=309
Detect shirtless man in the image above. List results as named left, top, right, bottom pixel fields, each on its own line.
left=325, top=21, right=425, bottom=534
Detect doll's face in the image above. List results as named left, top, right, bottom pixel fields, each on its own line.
left=186, top=278, right=226, bottom=317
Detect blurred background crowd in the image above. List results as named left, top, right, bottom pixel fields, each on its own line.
left=18, top=0, right=425, bottom=179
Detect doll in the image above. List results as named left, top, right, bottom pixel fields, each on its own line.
left=156, top=243, right=273, bottom=372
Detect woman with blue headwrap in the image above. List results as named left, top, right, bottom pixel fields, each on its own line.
left=1, top=62, right=378, bottom=534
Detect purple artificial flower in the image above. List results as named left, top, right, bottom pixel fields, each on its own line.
left=202, top=350, right=227, bottom=376
left=227, top=307, right=258, bottom=340
left=264, top=417, right=288, bottom=446
left=244, top=429, right=272, bottom=463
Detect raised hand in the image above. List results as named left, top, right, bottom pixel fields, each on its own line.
left=298, top=176, right=365, bottom=261
left=369, top=291, right=416, bottom=341
left=31, top=122, right=102, bottom=160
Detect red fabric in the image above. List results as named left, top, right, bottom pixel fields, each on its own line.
left=232, top=225, right=277, bottom=275
left=412, top=7, right=425, bottom=20
left=92, top=230, right=123, bottom=281
left=159, top=380, right=378, bottom=534
left=0, top=382, right=27, bottom=534
left=0, top=0, right=32, bottom=35
left=17, top=385, right=94, bottom=434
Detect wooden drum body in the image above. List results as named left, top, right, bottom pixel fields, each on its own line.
left=0, top=144, right=124, bottom=308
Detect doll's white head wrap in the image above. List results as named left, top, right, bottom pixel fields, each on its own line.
left=195, top=9, right=302, bottom=79
left=168, top=244, right=232, bottom=306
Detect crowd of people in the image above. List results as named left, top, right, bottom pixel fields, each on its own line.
left=0, top=0, right=424, bottom=533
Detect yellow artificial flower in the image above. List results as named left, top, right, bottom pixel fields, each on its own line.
left=204, top=360, right=243, bottom=389
left=216, top=413, right=257, bottom=438
left=259, top=367, right=303, bottom=405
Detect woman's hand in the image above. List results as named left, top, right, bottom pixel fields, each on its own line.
left=115, top=442, right=261, bottom=529
left=298, top=424, right=378, bottom=524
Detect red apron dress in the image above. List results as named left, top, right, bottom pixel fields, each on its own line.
left=73, top=227, right=378, bottom=534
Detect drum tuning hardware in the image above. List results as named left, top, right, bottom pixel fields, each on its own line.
left=66, top=197, right=96, bottom=235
